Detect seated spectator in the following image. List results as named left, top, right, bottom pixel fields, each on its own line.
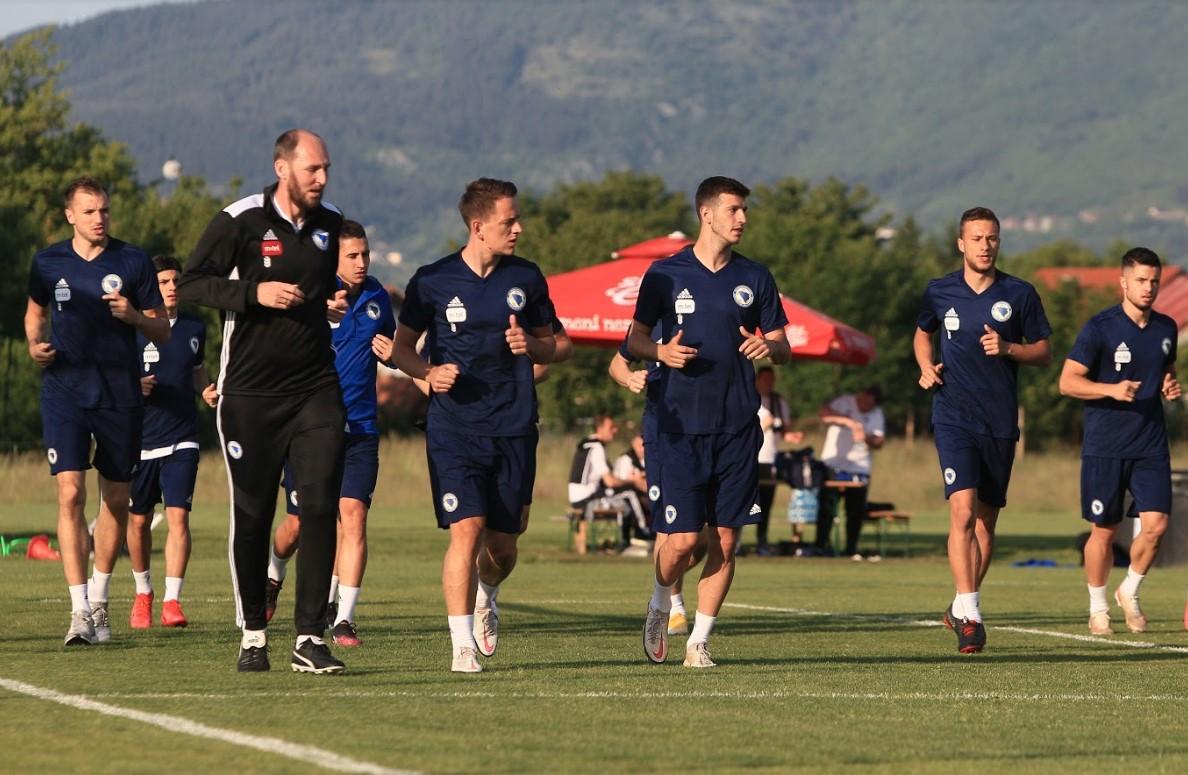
left=613, top=433, right=653, bottom=544
left=816, top=386, right=886, bottom=560
left=755, top=366, right=801, bottom=555
left=568, top=416, right=649, bottom=549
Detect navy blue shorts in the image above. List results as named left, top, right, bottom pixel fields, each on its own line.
left=522, top=427, right=539, bottom=506
left=651, top=421, right=761, bottom=534
left=934, top=424, right=1016, bottom=508
left=1081, top=455, right=1171, bottom=525
left=42, top=394, right=142, bottom=482
left=426, top=429, right=533, bottom=535
left=643, top=439, right=663, bottom=528
left=130, top=447, right=199, bottom=514
left=284, top=433, right=380, bottom=514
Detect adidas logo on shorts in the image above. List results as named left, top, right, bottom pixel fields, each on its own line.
left=749, top=503, right=762, bottom=516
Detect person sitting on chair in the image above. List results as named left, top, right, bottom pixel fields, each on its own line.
left=568, top=416, right=647, bottom=549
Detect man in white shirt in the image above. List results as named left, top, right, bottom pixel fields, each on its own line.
left=755, top=366, right=799, bottom=555
left=818, top=386, right=885, bottom=559
left=568, top=416, right=647, bottom=546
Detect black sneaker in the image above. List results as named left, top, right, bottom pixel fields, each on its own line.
left=237, top=645, right=270, bottom=672
left=264, top=578, right=282, bottom=623
left=331, top=620, right=361, bottom=647
left=324, top=601, right=338, bottom=630
left=954, top=617, right=986, bottom=654
left=291, top=639, right=345, bottom=674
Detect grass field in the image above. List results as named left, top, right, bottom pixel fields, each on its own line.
left=2, top=438, right=1188, bottom=774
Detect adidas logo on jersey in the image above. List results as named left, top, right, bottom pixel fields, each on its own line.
left=677, top=288, right=693, bottom=300
left=55, top=278, right=69, bottom=288
left=447, top=296, right=464, bottom=308
left=262, top=229, right=278, bottom=241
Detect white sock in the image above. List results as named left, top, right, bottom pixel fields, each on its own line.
left=268, top=548, right=288, bottom=583
left=1118, top=567, right=1145, bottom=599
left=1088, top=585, right=1109, bottom=615
left=670, top=593, right=686, bottom=615
left=328, top=575, right=339, bottom=604
left=88, top=571, right=112, bottom=604
left=448, top=614, right=476, bottom=650
left=649, top=580, right=672, bottom=612
left=475, top=580, right=499, bottom=611
left=337, top=585, right=360, bottom=624
left=957, top=592, right=981, bottom=623
left=132, top=570, right=152, bottom=595
left=687, top=611, right=716, bottom=647
left=241, top=629, right=266, bottom=649
left=164, top=576, right=184, bottom=602
left=296, top=634, right=324, bottom=647
left=69, top=583, right=90, bottom=614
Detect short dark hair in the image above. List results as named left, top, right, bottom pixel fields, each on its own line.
left=592, top=413, right=615, bottom=429
left=151, top=255, right=182, bottom=274
left=458, top=178, right=517, bottom=225
left=959, top=206, right=999, bottom=232
left=695, top=176, right=750, bottom=213
left=64, top=176, right=108, bottom=207
left=273, top=128, right=324, bottom=161
left=341, top=219, right=367, bottom=241
left=860, top=385, right=883, bottom=404
left=1121, top=246, right=1161, bottom=270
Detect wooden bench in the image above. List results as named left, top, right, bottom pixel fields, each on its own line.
left=864, top=510, right=912, bottom=557
left=567, top=506, right=623, bottom=554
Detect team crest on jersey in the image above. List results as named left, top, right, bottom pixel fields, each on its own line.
left=664, top=504, right=677, bottom=524
left=101, top=274, right=124, bottom=294
left=648, top=485, right=660, bottom=501
left=442, top=493, right=459, bottom=513
left=312, top=229, right=330, bottom=251
left=506, top=287, right=527, bottom=312
left=1090, top=499, right=1104, bottom=516
left=990, top=301, right=1012, bottom=322
left=227, top=440, right=244, bottom=460
left=366, top=301, right=382, bottom=320
left=54, top=278, right=71, bottom=303
left=47, top=448, right=58, bottom=465
left=733, top=285, right=755, bottom=308
left=1163, top=338, right=1172, bottom=356
left=446, top=296, right=467, bottom=332
left=189, top=336, right=200, bottom=354
left=943, top=467, right=956, bottom=485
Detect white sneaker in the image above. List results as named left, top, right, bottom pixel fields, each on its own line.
left=473, top=607, right=499, bottom=657
left=451, top=646, right=482, bottom=673
left=1088, top=611, right=1113, bottom=636
left=91, top=603, right=112, bottom=643
left=1114, top=588, right=1147, bottom=633
left=643, top=605, right=668, bottom=663
left=64, top=611, right=96, bottom=646
left=683, top=641, right=717, bottom=668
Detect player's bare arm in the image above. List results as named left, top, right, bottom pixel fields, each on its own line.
left=24, top=298, right=56, bottom=368
left=1059, top=359, right=1141, bottom=402
left=914, top=327, right=944, bottom=389
left=980, top=325, right=1051, bottom=365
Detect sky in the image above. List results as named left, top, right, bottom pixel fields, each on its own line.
left=0, top=0, right=197, bottom=39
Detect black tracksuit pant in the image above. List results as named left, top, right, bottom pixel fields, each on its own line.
left=218, top=385, right=345, bottom=634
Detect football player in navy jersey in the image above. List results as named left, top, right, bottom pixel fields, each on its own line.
left=629, top=177, right=790, bottom=668
left=1059, top=247, right=1181, bottom=635
left=125, top=256, right=218, bottom=631
left=392, top=178, right=556, bottom=673
left=25, top=177, right=169, bottom=646
left=915, top=207, right=1052, bottom=653
left=266, top=220, right=396, bottom=647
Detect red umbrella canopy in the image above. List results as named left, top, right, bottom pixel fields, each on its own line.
left=548, top=236, right=877, bottom=365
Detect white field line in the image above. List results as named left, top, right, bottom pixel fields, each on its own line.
left=0, top=677, right=419, bottom=775
left=88, top=688, right=1188, bottom=703
left=724, top=602, right=1188, bottom=654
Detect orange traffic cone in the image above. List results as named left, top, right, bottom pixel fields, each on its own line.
left=26, top=534, right=60, bottom=561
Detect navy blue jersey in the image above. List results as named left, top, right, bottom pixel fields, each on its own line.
left=27, top=238, right=162, bottom=409
left=1068, top=305, right=1177, bottom=458
left=398, top=252, right=553, bottom=436
left=138, top=314, right=206, bottom=450
left=619, top=335, right=660, bottom=444
left=632, top=248, right=787, bottom=435
left=333, top=276, right=396, bottom=435
left=918, top=270, right=1051, bottom=439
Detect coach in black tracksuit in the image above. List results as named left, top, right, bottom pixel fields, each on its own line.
left=179, top=129, right=347, bottom=674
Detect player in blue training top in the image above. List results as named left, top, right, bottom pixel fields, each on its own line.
left=1059, top=247, right=1181, bottom=636
left=267, top=220, right=396, bottom=648
left=25, top=176, right=169, bottom=646
left=914, top=206, right=1052, bottom=654
left=609, top=331, right=709, bottom=638
left=126, top=255, right=218, bottom=631
left=629, top=176, right=790, bottom=668
left=392, top=178, right=556, bottom=673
